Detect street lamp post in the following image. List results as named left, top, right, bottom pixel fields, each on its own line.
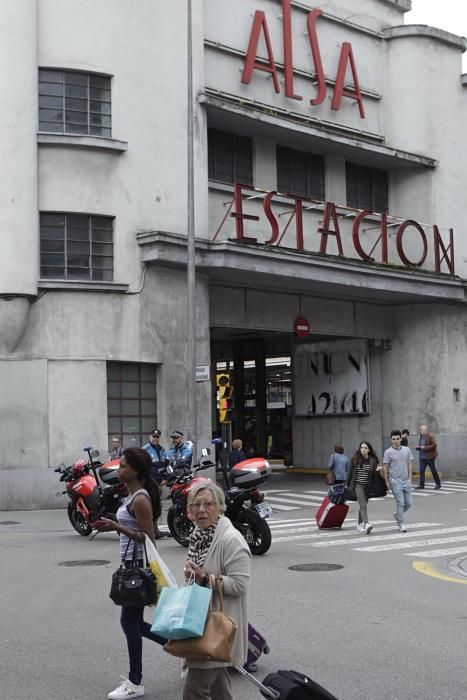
left=186, top=0, right=197, bottom=454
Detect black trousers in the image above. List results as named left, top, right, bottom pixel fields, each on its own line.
left=419, top=458, right=441, bottom=487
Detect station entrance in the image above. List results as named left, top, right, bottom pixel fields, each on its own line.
left=211, top=330, right=293, bottom=462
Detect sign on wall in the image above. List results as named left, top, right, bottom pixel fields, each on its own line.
left=293, top=339, right=369, bottom=417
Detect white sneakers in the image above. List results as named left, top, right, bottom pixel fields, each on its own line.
left=399, top=525, right=407, bottom=533
left=365, top=523, right=373, bottom=534
left=357, top=523, right=365, bottom=532
left=107, top=678, right=144, bottom=699
left=357, top=522, right=373, bottom=534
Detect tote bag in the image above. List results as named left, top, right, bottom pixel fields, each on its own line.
left=163, top=577, right=237, bottom=663
left=151, top=581, right=212, bottom=640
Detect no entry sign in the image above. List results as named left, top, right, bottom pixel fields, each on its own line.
left=294, top=316, right=310, bottom=338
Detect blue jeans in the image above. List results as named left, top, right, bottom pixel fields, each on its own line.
left=391, top=480, right=412, bottom=526
left=120, top=606, right=166, bottom=685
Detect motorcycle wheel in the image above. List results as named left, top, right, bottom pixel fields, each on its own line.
left=167, top=508, right=193, bottom=547
left=67, top=503, right=93, bottom=536
left=236, top=509, right=272, bottom=555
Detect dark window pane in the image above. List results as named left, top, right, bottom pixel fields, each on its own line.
left=90, top=87, right=111, bottom=101
left=89, top=126, right=112, bottom=137
left=41, top=239, right=64, bottom=253
left=64, top=71, right=87, bottom=86
left=99, top=269, right=114, bottom=282
left=41, top=253, right=65, bottom=266
left=68, top=241, right=90, bottom=255
left=92, top=243, right=113, bottom=256
left=90, top=75, right=111, bottom=89
left=67, top=267, right=90, bottom=280
left=39, top=81, right=63, bottom=96
left=67, top=214, right=88, bottom=228
left=208, top=128, right=252, bottom=185
left=41, top=266, right=65, bottom=279
left=90, top=114, right=111, bottom=128
left=90, top=100, right=111, bottom=115
left=39, top=69, right=63, bottom=83
left=66, top=97, right=87, bottom=111
left=39, top=121, right=64, bottom=133
left=65, top=84, right=87, bottom=98
left=40, top=226, right=64, bottom=240
left=39, top=95, right=63, bottom=109
left=66, top=123, right=88, bottom=134
left=39, top=108, right=63, bottom=122
left=141, top=365, right=157, bottom=382
left=277, top=146, right=324, bottom=199
left=41, top=213, right=65, bottom=226
left=107, top=381, right=120, bottom=398
left=65, top=110, right=88, bottom=124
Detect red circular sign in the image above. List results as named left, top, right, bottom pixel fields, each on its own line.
left=294, top=316, right=310, bottom=338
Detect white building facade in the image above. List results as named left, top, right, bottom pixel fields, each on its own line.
left=2, top=0, right=467, bottom=509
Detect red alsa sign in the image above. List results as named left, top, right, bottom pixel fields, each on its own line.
left=242, top=3, right=365, bottom=118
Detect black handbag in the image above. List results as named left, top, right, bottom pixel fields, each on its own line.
left=343, top=486, right=357, bottom=501
left=109, top=538, right=157, bottom=608
left=366, top=472, right=388, bottom=499
left=260, top=669, right=339, bottom=699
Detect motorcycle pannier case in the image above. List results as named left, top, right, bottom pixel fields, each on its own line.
left=229, top=458, right=271, bottom=488
left=244, top=623, right=270, bottom=672
left=260, top=669, right=339, bottom=700
left=315, top=497, right=348, bottom=529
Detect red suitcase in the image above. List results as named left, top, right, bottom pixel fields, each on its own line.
left=315, top=497, right=348, bottom=529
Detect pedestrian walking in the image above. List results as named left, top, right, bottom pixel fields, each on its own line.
left=382, top=430, right=413, bottom=533
left=415, top=424, right=441, bottom=489
left=182, top=481, right=251, bottom=700
left=95, top=448, right=166, bottom=700
left=327, top=444, right=349, bottom=485
left=400, top=428, right=410, bottom=447
left=347, top=442, right=381, bottom=534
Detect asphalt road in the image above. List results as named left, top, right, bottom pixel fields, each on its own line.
left=2, top=473, right=467, bottom=700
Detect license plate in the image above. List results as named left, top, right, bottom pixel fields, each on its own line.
left=255, top=501, right=272, bottom=518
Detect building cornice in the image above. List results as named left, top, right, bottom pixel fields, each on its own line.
left=384, top=25, right=467, bottom=52
left=136, top=231, right=464, bottom=306
left=37, top=133, right=128, bottom=153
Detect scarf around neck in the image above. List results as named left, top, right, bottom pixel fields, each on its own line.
left=187, top=517, right=220, bottom=568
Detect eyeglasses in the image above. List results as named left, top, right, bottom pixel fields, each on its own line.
left=190, top=501, right=216, bottom=510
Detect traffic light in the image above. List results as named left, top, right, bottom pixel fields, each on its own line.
left=216, top=373, right=234, bottom=423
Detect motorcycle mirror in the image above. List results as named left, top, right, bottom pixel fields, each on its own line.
left=201, top=448, right=210, bottom=457
left=166, top=465, right=174, bottom=475
left=90, top=450, right=100, bottom=459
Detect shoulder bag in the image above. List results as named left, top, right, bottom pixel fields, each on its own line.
left=163, top=576, right=238, bottom=663
left=109, top=537, right=157, bottom=608
left=325, top=454, right=335, bottom=485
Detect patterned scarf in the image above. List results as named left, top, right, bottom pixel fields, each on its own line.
left=187, top=518, right=220, bottom=568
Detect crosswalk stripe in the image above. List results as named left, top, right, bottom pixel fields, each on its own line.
left=266, top=495, right=321, bottom=506
left=405, top=545, right=467, bottom=557
left=277, top=492, right=326, bottom=502
left=311, top=524, right=457, bottom=547
left=439, top=481, right=467, bottom=487
left=272, top=522, right=439, bottom=543
left=356, top=534, right=467, bottom=552
left=267, top=503, right=299, bottom=511
left=269, top=518, right=312, bottom=525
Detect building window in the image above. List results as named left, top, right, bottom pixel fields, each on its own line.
left=107, top=363, right=158, bottom=450
left=208, top=128, right=253, bottom=185
left=346, top=162, right=388, bottom=213
left=39, top=69, right=111, bottom=137
left=40, top=213, right=114, bottom=281
left=276, top=146, right=325, bottom=200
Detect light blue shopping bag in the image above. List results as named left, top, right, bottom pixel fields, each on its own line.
left=151, top=583, right=212, bottom=640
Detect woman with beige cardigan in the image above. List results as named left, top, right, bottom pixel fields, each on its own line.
left=183, top=481, right=251, bottom=700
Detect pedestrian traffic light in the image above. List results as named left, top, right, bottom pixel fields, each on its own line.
left=216, top=373, right=234, bottom=423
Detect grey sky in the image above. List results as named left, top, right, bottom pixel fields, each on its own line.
left=406, top=0, right=467, bottom=70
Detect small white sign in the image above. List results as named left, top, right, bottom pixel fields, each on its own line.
left=196, top=365, right=210, bottom=382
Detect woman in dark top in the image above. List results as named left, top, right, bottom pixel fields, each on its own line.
left=95, top=447, right=164, bottom=700
left=347, top=441, right=381, bottom=535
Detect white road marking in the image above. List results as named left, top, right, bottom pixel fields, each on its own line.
left=312, top=525, right=454, bottom=547
left=354, top=532, right=467, bottom=552
left=272, top=522, right=439, bottom=543
left=408, top=546, right=467, bottom=558
left=265, top=495, right=321, bottom=506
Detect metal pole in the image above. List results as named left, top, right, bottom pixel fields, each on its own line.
left=186, top=0, right=197, bottom=455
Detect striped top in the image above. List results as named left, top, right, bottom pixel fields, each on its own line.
left=117, top=488, right=151, bottom=561
left=355, top=461, right=372, bottom=486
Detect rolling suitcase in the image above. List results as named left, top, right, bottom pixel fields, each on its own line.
left=245, top=623, right=270, bottom=672
left=236, top=666, right=339, bottom=699
left=315, top=496, right=348, bottom=529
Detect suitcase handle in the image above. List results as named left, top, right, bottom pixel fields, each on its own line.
left=234, top=666, right=280, bottom=699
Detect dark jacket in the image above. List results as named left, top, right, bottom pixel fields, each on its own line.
left=346, top=456, right=378, bottom=489
left=228, top=448, right=247, bottom=469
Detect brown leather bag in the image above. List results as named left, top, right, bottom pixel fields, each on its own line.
left=163, top=576, right=238, bottom=663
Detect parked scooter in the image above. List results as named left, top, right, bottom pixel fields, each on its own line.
left=54, top=446, right=127, bottom=536
left=164, top=450, right=273, bottom=555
